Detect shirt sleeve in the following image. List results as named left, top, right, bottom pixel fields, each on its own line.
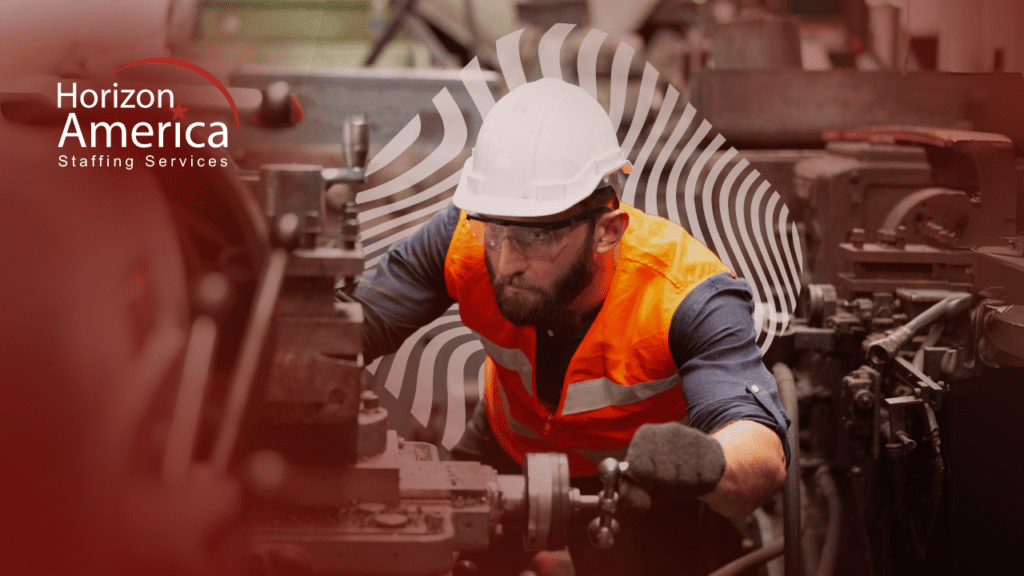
left=336, top=202, right=460, bottom=363
left=669, top=272, right=792, bottom=465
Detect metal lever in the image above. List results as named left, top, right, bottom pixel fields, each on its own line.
left=323, top=115, right=370, bottom=185
left=884, top=396, right=922, bottom=459
left=587, top=458, right=627, bottom=549
left=336, top=115, right=367, bottom=295
left=343, top=115, right=369, bottom=172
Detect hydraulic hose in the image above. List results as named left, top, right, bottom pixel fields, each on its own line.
left=772, top=362, right=801, bottom=576
left=813, top=466, right=842, bottom=576
left=922, top=404, right=944, bottom=558
left=708, top=540, right=786, bottom=576
left=868, top=293, right=971, bottom=365
left=706, top=460, right=842, bottom=576
left=912, top=323, right=945, bottom=371
left=897, top=403, right=944, bottom=561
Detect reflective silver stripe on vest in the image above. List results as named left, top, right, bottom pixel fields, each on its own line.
left=496, top=376, right=542, bottom=440
left=576, top=447, right=628, bottom=463
left=478, top=334, right=533, bottom=397
left=561, top=373, right=682, bottom=415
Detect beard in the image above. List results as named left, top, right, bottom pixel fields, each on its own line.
left=485, top=237, right=596, bottom=327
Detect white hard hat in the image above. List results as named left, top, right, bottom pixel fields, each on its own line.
left=452, top=78, right=631, bottom=218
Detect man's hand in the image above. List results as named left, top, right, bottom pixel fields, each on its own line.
left=619, top=422, right=726, bottom=512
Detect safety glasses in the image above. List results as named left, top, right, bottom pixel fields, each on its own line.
left=466, top=206, right=612, bottom=260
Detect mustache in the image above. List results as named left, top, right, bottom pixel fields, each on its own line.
left=494, top=274, right=541, bottom=292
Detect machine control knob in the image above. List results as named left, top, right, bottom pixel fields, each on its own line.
left=587, top=458, right=626, bottom=549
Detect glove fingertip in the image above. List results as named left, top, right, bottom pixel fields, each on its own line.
left=619, top=483, right=652, bottom=513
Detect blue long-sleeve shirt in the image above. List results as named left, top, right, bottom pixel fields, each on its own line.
left=339, top=203, right=791, bottom=463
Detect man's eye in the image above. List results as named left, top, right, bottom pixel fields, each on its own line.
left=483, top=225, right=504, bottom=242
left=517, top=228, right=550, bottom=243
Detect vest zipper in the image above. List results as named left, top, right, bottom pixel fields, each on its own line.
left=542, top=415, right=564, bottom=443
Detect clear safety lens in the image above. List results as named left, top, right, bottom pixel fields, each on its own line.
left=468, top=220, right=567, bottom=259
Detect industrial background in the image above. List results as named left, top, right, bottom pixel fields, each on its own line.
left=1, top=1, right=1023, bottom=576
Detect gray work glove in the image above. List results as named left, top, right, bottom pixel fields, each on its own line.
left=619, top=422, right=727, bottom=512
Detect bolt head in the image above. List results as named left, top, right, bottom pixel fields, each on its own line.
left=360, top=390, right=379, bottom=410
left=854, top=389, right=874, bottom=410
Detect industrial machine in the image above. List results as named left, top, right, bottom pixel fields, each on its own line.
left=205, top=71, right=1024, bottom=576
left=6, top=1, right=1024, bottom=572
left=740, top=118, right=1024, bottom=576
left=230, top=113, right=628, bottom=575
left=0, top=75, right=627, bottom=576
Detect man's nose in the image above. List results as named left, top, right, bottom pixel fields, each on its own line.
left=497, top=237, right=528, bottom=276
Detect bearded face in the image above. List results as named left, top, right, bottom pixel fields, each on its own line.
left=484, top=229, right=596, bottom=327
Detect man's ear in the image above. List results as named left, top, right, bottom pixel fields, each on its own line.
left=594, top=209, right=629, bottom=254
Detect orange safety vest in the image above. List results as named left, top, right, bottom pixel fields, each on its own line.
left=444, top=204, right=733, bottom=476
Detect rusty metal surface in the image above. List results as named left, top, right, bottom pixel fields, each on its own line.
left=838, top=274, right=973, bottom=295
left=396, top=460, right=496, bottom=499
left=274, top=315, right=363, bottom=357
left=878, top=187, right=969, bottom=234
left=451, top=505, right=494, bottom=551
left=978, top=303, right=1024, bottom=364
left=689, top=71, right=1024, bottom=155
left=797, top=129, right=1019, bottom=289
left=840, top=242, right=974, bottom=264
left=256, top=465, right=402, bottom=507
left=824, top=126, right=1015, bottom=149
left=266, top=351, right=361, bottom=404
left=252, top=503, right=458, bottom=576
left=974, top=247, right=1024, bottom=305
left=795, top=142, right=931, bottom=284
left=285, top=246, right=365, bottom=278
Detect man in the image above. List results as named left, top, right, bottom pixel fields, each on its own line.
left=341, top=78, right=789, bottom=576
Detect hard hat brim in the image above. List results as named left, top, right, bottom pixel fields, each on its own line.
left=451, top=156, right=628, bottom=218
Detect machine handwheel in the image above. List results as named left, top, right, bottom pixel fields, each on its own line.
left=523, top=452, right=572, bottom=551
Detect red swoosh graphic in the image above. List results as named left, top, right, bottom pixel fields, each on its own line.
left=106, top=57, right=240, bottom=129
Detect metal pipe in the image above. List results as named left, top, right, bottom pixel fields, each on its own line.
left=772, top=362, right=801, bottom=576
left=912, top=322, right=945, bottom=371
left=463, top=0, right=480, bottom=59
left=211, top=249, right=289, bottom=472
left=363, top=0, right=418, bottom=67
left=868, top=293, right=972, bottom=365
left=921, top=404, right=945, bottom=558
left=752, top=508, right=784, bottom=576
left=163, top=315, right=218, bottom=486
left=813, top=466, right=842, bottom=576
left=704, top=466, right=841, bottom=576
left=405, top=13, right=462, bottom=68
left=708, top=540, right=786, bottom=576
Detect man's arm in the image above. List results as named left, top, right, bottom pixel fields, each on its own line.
left=337, top=203, right=460, bottom=362
left=670, top=272, right=790, bottom=517
left=701, top=420, right=786, bottom=517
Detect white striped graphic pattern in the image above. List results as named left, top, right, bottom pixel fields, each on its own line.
left=358, top=25, right=805, bottom=450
